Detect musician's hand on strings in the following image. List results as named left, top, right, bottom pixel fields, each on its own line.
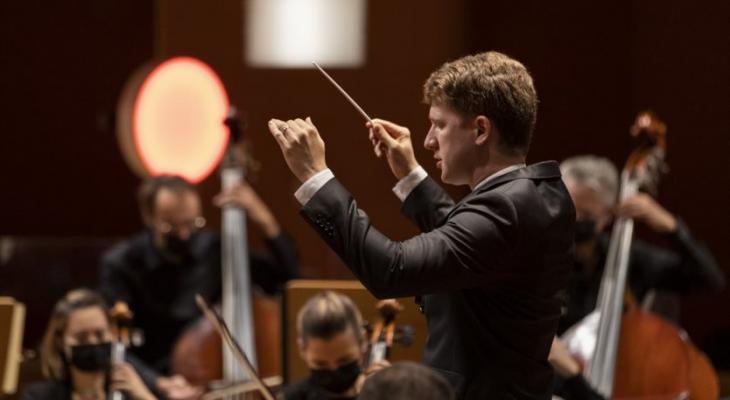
left=268, top=117, right=328, bottom=183
left=214, top=182, right=281, bottom=237
left=156, top=375, right=203, bottom=400
left=615, top=193, right=677, bottom=234
left=367, top=119, right=420, bottom=180
left=111, top=362, right=157, bottom=400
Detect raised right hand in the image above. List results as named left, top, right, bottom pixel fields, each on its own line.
left=367, top=119, right=420, bottom=180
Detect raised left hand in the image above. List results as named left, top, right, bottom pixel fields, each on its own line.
left=615, top=193, right=677, bottom=233
left=268, top=117, right=327, bottom=183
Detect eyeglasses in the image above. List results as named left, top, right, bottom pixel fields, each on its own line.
left=155, top=216, right=206, bottom=235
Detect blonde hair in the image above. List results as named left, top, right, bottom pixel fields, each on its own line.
left=39, top=288, right=109, bottom=380
left=423, top=51, right=538, bottom=155
left=296, top=291, right=364, bottom=346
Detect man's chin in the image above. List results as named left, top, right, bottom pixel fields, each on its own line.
left=439, top=170, right=452, bottom=185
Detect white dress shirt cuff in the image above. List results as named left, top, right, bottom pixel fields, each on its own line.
left=294, top=168, right=335, bottom=205
left=392, top=166, right=428, bottom=202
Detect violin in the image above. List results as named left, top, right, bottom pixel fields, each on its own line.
left=110, top=301, right=134, bottom=400
left=366, top=299, right=413, bottom=369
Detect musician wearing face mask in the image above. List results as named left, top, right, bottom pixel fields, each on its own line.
left=282, top=291, right=386, bottom=400
left=99, top=175, right=300, bottom=388
left=549, top=155, right=724, bottom=398
left=22, top=289, right=156, bottom=400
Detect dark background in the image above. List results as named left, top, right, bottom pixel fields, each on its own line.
left=1, top=0, right=728, bottom=370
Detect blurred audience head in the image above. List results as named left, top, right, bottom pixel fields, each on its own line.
left=359, top=362, right=455, bottom=400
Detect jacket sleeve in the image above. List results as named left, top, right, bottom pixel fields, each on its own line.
left=126, top=353, right=162, bottom=396
left=300, top=178, right=518, bottom=298
left=98, top=250, right=134, bottom=307
left=401, top=176, right=456, bottom=232
left=630, top=218, right=725, bottom=295
left=249, top=233, right=301, bottom=295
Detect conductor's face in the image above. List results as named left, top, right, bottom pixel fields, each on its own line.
left=425, top=102, right=478, bottom=186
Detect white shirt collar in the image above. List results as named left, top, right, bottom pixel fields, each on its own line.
left=473, top=163, right=526, bottom=191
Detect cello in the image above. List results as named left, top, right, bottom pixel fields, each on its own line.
left=561, top=111, right=719, bottom=399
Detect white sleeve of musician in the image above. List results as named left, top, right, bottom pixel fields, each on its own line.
left=294, top=168, right=335, bottom=205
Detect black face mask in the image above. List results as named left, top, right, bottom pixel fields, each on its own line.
left=163, top=232, right=195, bottom=259
left=69, top=342, right=112, bottom=373
left=575, top=218, right=597, bottom=243
left=309, top=360, right=361, bottom=394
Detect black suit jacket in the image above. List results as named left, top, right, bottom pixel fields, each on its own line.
left=300, top=161, right=575, bottom=399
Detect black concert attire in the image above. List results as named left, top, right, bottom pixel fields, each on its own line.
left=558, top=219, right=724, bottom=335
left=298, top=161, right=575, bottom=399
left=22, top=381, right=72, bottom=400
left=281, top=378, right=357, bottom=400
left=21, top=355, right=158, bottom=400
left=99, top=230, right=299, bottom=379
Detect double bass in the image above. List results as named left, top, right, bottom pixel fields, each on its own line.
left=171, top=108, right=282, bottom=389
left=561, top=111, right=719, bottom=399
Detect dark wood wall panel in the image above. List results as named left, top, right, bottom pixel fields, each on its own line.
left=1, top=0, right=727, bottom=358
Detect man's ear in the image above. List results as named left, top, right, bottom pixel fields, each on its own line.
left=297, top=338, right=307, bottom=360
left=474, top=116, right=491, bottom=146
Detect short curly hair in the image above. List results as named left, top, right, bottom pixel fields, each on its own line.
left=423, top=51, right=538, bottom=156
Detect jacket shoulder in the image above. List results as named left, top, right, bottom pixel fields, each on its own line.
left=101, top=232, right=148, bottom=268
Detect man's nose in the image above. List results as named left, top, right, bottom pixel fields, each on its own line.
left=424, top=128, right=437, bottom=150
left=177, top=228, right=192, bottom=240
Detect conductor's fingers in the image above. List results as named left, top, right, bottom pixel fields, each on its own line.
left=369, top=118, right=409, bottom=137
left=292, top=118, right=311, bottom=134
left=268, top=119, right=289, bottom=149
left=371, top=123, right=398, bottom=148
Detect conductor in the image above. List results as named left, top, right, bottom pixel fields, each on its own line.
left=267, top=51, right=575, bottom=399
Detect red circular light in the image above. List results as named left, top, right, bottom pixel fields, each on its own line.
left=126, top=57, right=229, bottom=183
